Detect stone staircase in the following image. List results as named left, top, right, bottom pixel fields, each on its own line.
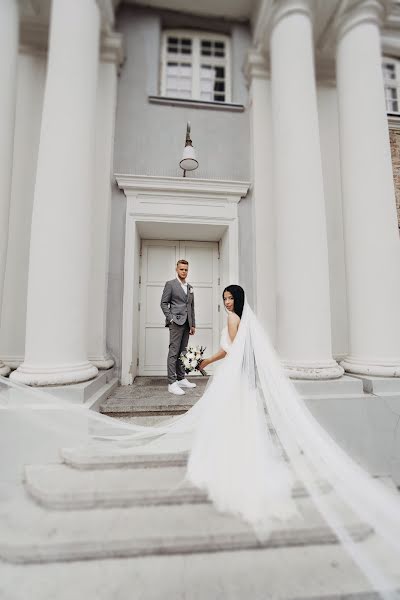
left=1, top=378, right=399, bottom=599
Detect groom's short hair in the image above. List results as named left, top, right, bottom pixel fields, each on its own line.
left=177, top=259, right=189, bottom=266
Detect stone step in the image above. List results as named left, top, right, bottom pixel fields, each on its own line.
left=99, top=377, right=208, bottom=416
left=61, top=432, right=284, bottom=469
left=0, top=545, right=387, bottom=600
left=25, top=464, right=205, bottom=508
left=0, top=495, right=371, bottom=565
left=293, top=376, right=364, bottom=398
left=61, top=444, right=189, bottom=469
left=24, top=464, right=329, bottom=510
left=1, top=545, right=386, bottom=600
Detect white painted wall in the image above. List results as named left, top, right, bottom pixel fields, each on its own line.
left=0, top=52, right=46, bottom=366
left=317, top=84, right=349, bottom=359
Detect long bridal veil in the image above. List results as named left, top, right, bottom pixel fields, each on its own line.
left=2, top=302, right=400, bottom=596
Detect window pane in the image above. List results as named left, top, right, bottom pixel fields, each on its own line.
left=201, top=40, right=212, bottom=56
left=166, top=61, right=192, bottom=98
left=200, top=64, right=225, bottom=102
left=383, top=63, right=396, bottom=80
left=180, top=38, right=192, bottom=55
left=200, top=91, right=213, bottom=101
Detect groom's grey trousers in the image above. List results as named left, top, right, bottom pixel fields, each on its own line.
left=167, top=320, right=190, bottom=384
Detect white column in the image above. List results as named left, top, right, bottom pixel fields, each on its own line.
left=244, top=49, right=276, bottom=341
left=0, top=0, right=19, bottom=377
left=270, top=0, right=343, bottom=379
left=336, top=1, right=400, bottom=377
left=11, top=0, right=100, bottom=385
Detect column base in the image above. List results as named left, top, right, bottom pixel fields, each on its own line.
left=0, top=361, right=11, bottom=377
left=283, top=359, right=344, bottom=380
left=340, top=356, right=400, bottom=377
left=9, top=361, right=98, bottom=386
left=89, top=353, right=114, bottom=369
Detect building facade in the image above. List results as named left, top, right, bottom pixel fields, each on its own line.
left=1, top=0, right=400, bottom=390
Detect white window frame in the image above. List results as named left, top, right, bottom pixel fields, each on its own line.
left=160, top=29, right=232, bottom=103
left=383, top=57, right=400, bottom=115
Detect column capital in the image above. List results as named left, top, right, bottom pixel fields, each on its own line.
left=253, top=0, right=314, bottom=50
left=243, top=47, right=269, bottom=85
left=100, top=31, right=124, bottom=65
left=335, top=0, right=387, bottom=41
left=270, top=0, right=314, bottom=30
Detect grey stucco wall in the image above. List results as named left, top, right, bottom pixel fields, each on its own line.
left=113, top=6, right=251, bottom=178
left=107, top=4, right=253, bottom=370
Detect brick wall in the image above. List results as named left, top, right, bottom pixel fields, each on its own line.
left=389, top=128, right=400, bottom=227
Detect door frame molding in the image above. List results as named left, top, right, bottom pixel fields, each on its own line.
left=115, top=174, right=250, bottom=385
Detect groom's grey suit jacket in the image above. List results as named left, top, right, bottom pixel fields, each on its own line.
left=160, top=279, right=195, bottom=328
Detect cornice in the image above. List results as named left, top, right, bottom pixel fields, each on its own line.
left=115, top=174, right=251, bottom=201
left=19, top=0, right=42, bottom=18
left=243, top=47, right=269, bottom=84
left=382, top=28, right=400, bottom=55
left=382, top=3, right=400, bottom=57
left=96, top=0, right=115, bottom=32
left=253, top=0, right=273, bottom=49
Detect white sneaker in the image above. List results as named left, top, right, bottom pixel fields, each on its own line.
left=168, top=382, right=185, bottom=396
left=177, top=378, right=197, bottom=389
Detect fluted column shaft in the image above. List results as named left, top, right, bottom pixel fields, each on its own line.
left=11, top=0, right=100, bottom=385
left=336, top=1, right=400, bottom=376
left=270, top=0, right=343, bottom=379
left=0, top=0, right=19, bottom=377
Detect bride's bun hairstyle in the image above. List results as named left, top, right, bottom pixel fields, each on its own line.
left=223, top=285, right=245, bottom=318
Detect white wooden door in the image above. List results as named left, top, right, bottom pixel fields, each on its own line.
left=139, top=240, right=220, bottom=376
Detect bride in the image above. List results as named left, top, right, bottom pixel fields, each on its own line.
left=186, top=284, right=297, bottom=527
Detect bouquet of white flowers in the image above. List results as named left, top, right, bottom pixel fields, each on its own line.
left=180, top=345, right=207, bottom=376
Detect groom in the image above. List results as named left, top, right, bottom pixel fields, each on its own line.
left=160, top=259, right=197, bottom=396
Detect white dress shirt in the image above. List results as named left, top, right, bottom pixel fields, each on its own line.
left=176, top=275, right=188, bottom=295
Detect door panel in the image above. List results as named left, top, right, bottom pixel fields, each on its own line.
left=139, top=240, right=219, bottom=376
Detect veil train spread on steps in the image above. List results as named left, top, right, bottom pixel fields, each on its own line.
left=1, top=302, right=400, bottom=598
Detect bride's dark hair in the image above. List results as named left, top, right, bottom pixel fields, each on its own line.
left=223, top=285, right=245, bottom=318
